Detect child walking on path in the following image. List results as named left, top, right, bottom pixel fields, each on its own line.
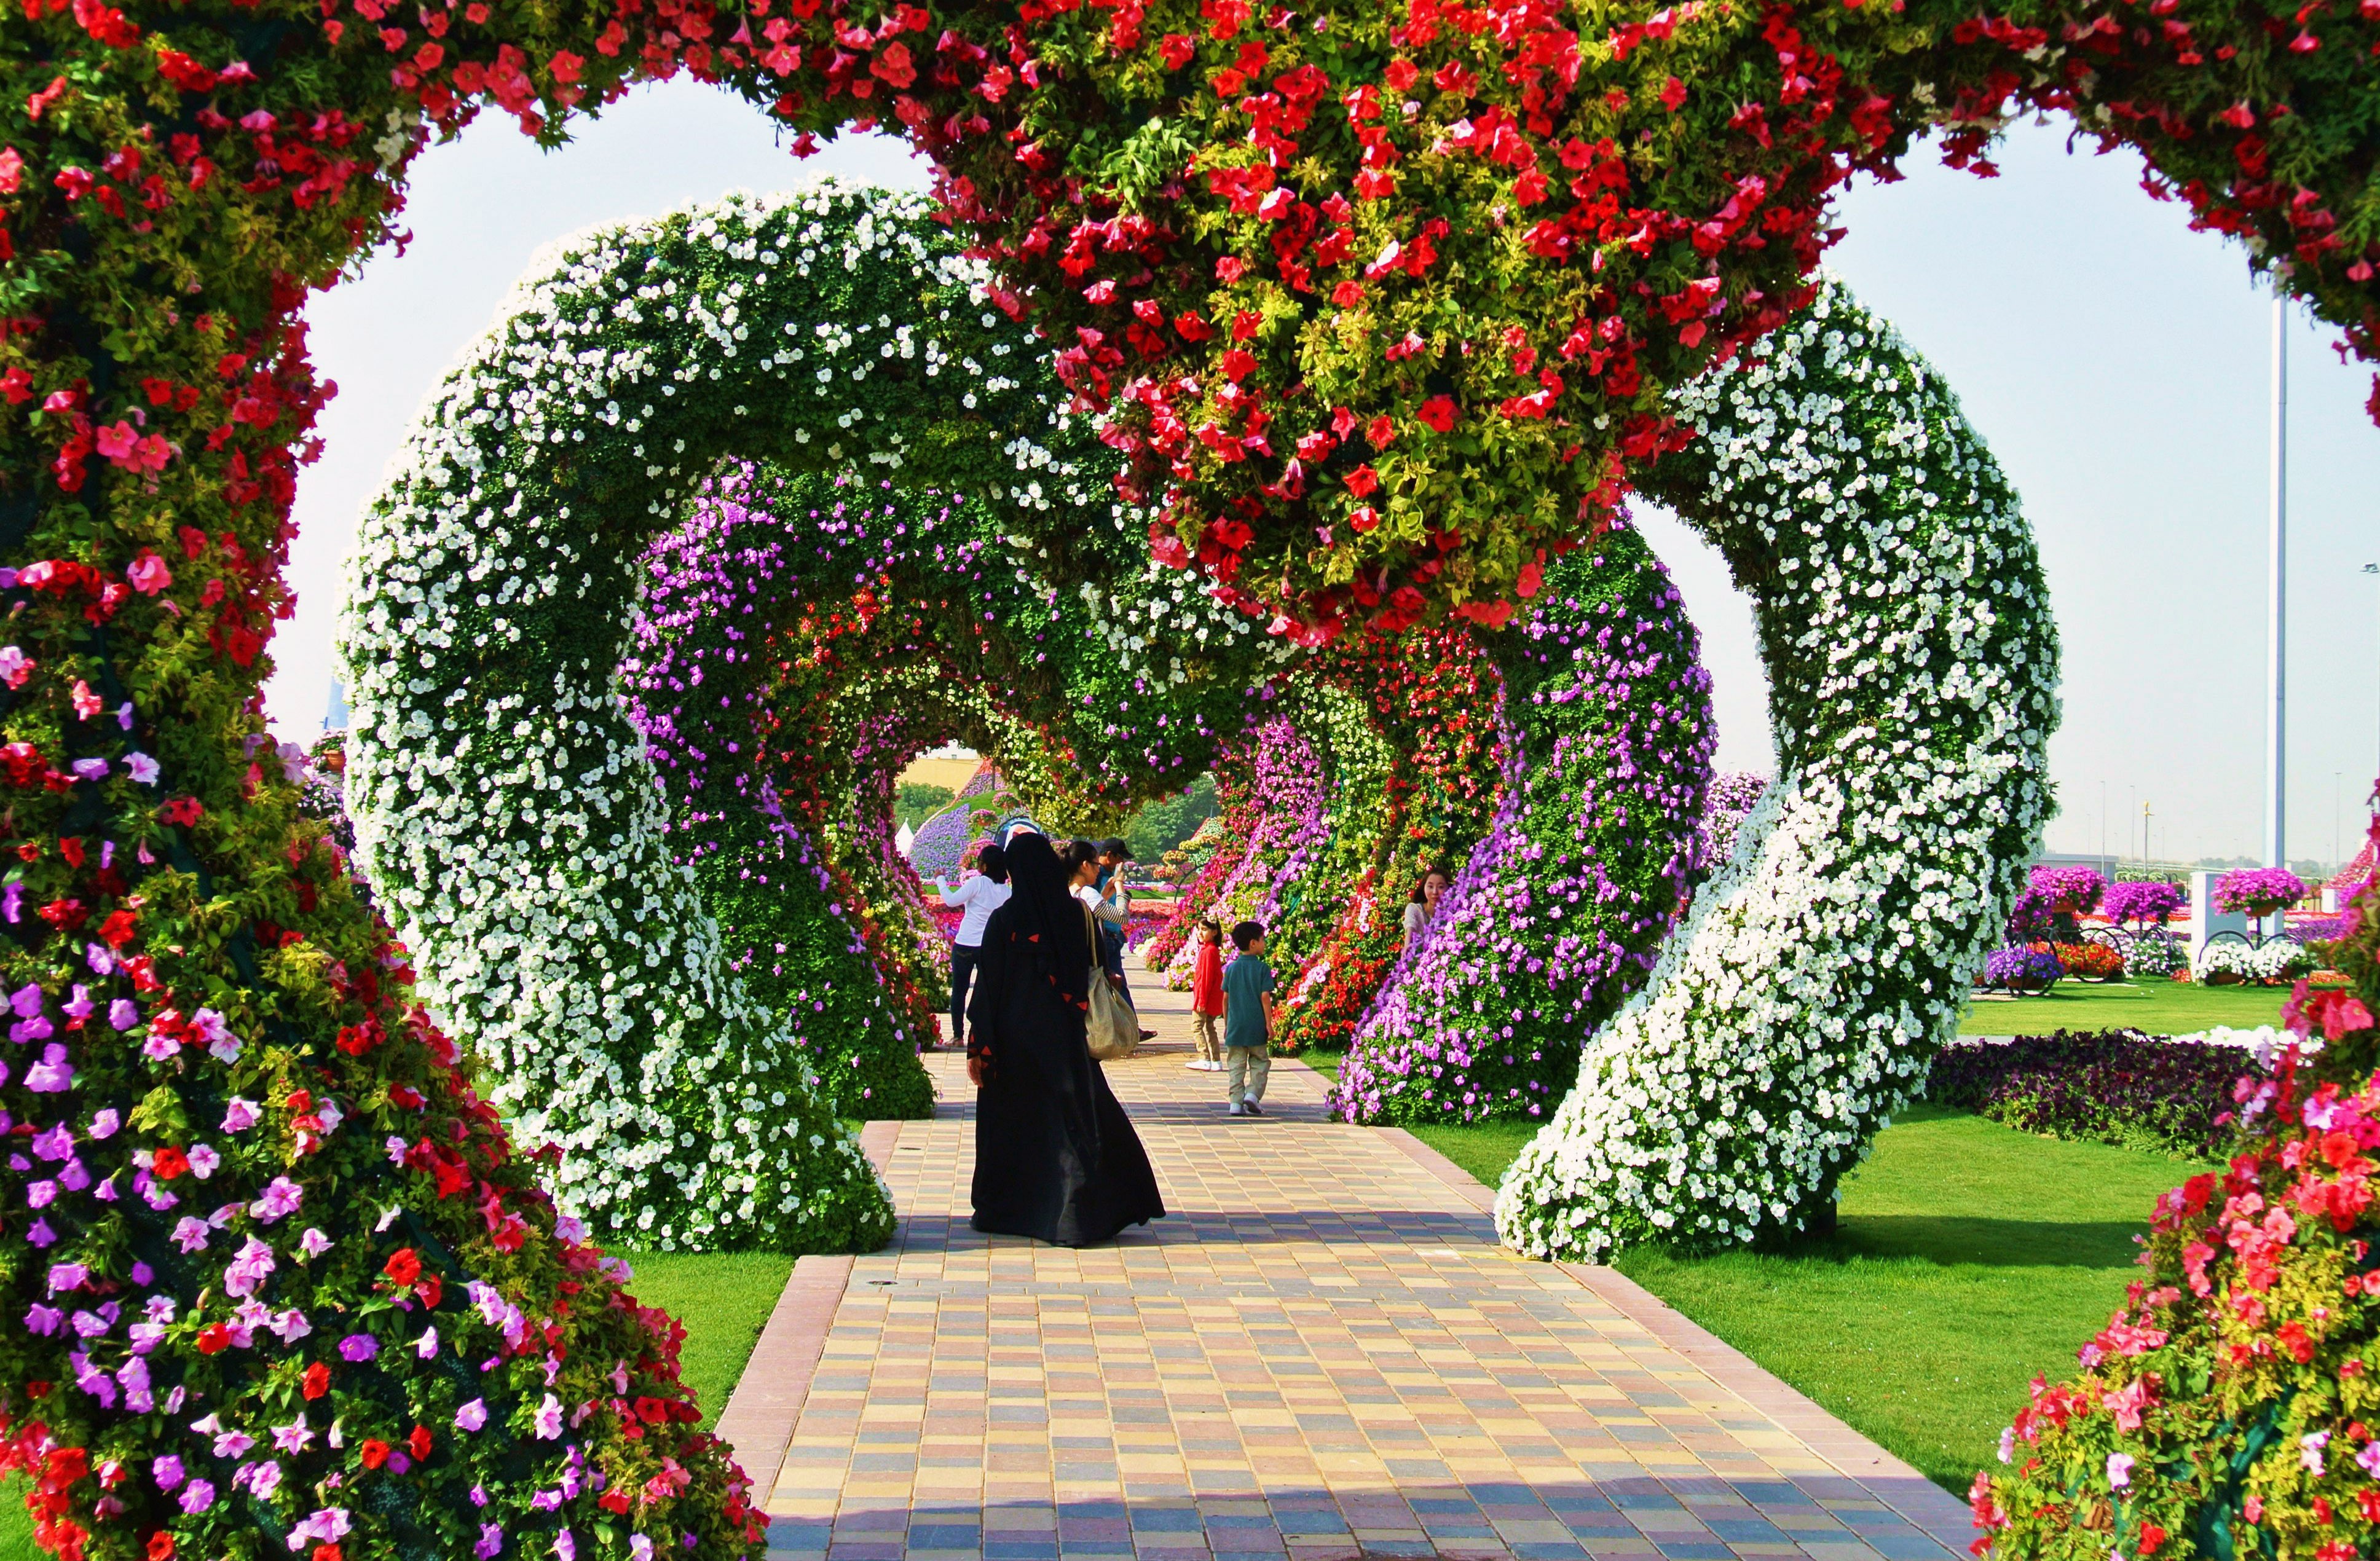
left=1221, top=919, right=1275, bottom=1117
left=1188, top=918, right=1226, bottom=1072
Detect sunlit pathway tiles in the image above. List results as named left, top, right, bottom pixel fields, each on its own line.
left=743, top=960, right=1969, bottom=1561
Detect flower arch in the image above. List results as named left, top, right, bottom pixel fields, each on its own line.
left=1496, top=279, right=2058, bottom=1258
left=1331, top=527, right=1716, bottom=1127
left=341, top=185, right=1281, bottom=1251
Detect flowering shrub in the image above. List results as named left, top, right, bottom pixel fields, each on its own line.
left=2129, top=933, right=2191, bottom=981
left=2196, top=938, right=2317, bottom=986
left=1332, top=530, right=1712, bottom=1125
left=1696, top=774, right=1770, bottom=880
left=1928, top=1031, right=2260, bottom=1157
left=1495, top=283, right=2058, bottom=1260
left=1987, top=946, right=2065, bottom=994
left=2217, top=868, right=2311, bottom=917
left=2106, top=880, right=2186, bottom=929
left=1973, top=827, right=2380, bottom=1561
left=2054, top=941, right=2127, bottom=982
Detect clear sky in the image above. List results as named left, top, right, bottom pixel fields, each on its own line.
left=267, top=82, right=2380, bottom=869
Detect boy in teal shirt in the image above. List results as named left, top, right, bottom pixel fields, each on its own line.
left=1221, top=919, right=1275, bottom=1117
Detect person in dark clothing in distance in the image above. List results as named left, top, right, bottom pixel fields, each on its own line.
left=964, top=832, right=1165, bottom=1246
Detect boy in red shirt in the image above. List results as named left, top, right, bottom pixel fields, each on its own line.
left=1188, top=917, right=1226, bottom=1072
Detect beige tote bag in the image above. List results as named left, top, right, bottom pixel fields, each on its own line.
left=1084, top=906, right=1140, bottom=1061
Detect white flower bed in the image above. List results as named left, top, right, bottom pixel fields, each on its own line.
left=1495, top=281, right=2060, bottom=1260
left=338, top=183, right=1231, bottom=1250
left=2193, top=938, right=2316, bottom=985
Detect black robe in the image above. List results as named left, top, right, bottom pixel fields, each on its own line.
left=964, top=898, right=1165, bottom=1246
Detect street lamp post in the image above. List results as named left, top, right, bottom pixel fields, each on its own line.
left=2265, top=294, right=2287, bottom=939
left=2365, top=562, right=2379, bottom=795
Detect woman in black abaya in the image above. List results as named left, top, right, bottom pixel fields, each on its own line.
left=964, top=831, right=1165, bottom=1245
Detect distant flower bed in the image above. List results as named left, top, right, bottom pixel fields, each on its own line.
left=907, top=806, right=987, bottom=883
left=2194, top=938, right=2316, bottom=986
left=1984, top=946, right=2063, bottom=993
left=2126, top=934, right=2189, bottom=980
left=2054, top=940, right=2126, bottom=981
left=1928, top=1031, right=2264, bottom=1157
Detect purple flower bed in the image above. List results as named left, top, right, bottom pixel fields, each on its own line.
left=2216, top=867, right=2308, bottom=914
left=907, top=803, right=983, bottom=881
left=1926, top=1031, right=2263, bottom=1157
left=1984, top=945, right=2062, bottom=990
left=1332, top=529, right=1712, bottom=1126
left=1695, top=771, right=1768, bottom=876
left=2103, top=879, right=2184, bottom=926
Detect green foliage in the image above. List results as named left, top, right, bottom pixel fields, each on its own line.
left=894, top=783, right=956, bottom=832
left=1122, top=775, right=1217, bottom=866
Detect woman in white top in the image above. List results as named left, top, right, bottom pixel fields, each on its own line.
left=936, top=842, right=1012, bottom=1051
left=1401, top=865, right=1451, bottom=951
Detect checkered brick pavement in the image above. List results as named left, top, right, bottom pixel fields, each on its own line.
left=722, top=957, right=1971, bottom=1561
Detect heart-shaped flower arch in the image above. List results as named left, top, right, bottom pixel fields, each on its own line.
left=340, top=183, right=1280, bottom=1250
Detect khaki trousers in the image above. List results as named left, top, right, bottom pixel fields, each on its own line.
left=1193, top=1011, right=1223, bottom=1063
left=1227, top=1046, right=1271, bottom=1105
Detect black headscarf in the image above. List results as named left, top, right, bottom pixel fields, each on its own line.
left=988, top=832, right=1091, bottom=1012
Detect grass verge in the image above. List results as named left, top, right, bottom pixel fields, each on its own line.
left=1958, top=977, right=2288, bottom=1036
left=611, top=1249, right=795, bottom=1431
left=1310, top=1068, right=2207, bottom=1500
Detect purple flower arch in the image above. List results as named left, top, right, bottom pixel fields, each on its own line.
left=1331, top=530, right=1714, bottom=1125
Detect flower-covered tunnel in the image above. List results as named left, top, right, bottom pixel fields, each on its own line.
left=339, top=185, right=1291, bottom=1251
left=6, top=0, right=2376, bottom=1530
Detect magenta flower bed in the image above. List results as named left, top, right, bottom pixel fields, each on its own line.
left=1927, top=1031, right=2264, bottom=1157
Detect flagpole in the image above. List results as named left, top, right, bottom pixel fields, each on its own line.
left=2265, top=292, right=2288, bottom=928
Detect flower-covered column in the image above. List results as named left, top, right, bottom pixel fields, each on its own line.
left=1334, top=528, right=1713, bottom=1125
left=1496, top=281, right=2058, bottom=1258
left=340, top=184, right=1116, bottom=1251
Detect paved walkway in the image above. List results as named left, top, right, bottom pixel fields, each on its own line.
left=717, top=960, right=1971, bottom=1561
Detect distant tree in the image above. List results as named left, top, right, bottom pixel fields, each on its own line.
left=894, top=782, right=956, bottom=831
left=1124, top=774, right=1218, bottom=866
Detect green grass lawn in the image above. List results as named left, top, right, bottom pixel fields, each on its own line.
left=611, top=1249, right=794, bottom=1431
left=1357, top=1091, right=2205, bottom=1496
left=1959, top=977, right=2291, bottom=1036
left=0, top=1251, right=792, bottom=1561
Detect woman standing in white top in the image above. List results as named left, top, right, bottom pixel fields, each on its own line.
left=936, top=842, right=1012, bottom=1052
left=1401, top=865, right=1451, bottom=951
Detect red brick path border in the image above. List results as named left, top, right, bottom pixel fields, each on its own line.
left=716, top=1119, right=905, bottom=1498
